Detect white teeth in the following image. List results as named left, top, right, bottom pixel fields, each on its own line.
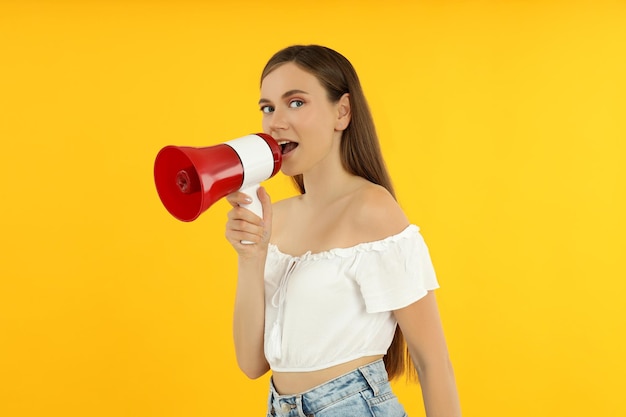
left=277, top=140, right=290, bottom=145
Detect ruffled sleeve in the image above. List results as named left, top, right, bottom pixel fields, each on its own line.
left=351, top=225, right=439, bottom=313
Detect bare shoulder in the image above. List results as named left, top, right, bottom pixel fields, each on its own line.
left=347, top=181, right=410, bottom=242
left=270, top=194, right=300, bottom=240
left=271, top=195, right=294, bottom=215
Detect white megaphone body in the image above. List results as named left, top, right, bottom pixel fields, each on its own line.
left=154, top=133, right=282, bottom=222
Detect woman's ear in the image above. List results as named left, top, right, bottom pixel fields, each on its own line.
left=335, top=93, right=351, bottom=131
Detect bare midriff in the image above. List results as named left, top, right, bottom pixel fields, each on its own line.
left=271, top=354, right=384, bottom=395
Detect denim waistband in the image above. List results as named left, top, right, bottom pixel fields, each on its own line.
left=268, top=359, right=389, bottom=417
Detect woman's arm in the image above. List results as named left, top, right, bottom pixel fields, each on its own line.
left=226, top=188, right=272, bottom=379
left=394, top=292, right=462, bottom=417
left=232, top=255, right=270, bottom=379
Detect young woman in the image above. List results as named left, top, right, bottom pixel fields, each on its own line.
left=225, top=45, right=461, bottom=417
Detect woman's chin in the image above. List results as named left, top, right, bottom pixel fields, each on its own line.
left=278, top=161, right=303, bottom=178
left=280, top=167, right=298, bottom=177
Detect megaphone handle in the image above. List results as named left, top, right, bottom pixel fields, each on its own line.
left=239, top=184, right=262, bottom=245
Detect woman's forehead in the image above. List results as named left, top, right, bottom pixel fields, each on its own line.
left=260, top=62, right=324, bottom=97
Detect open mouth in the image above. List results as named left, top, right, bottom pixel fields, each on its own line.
left=277, top=140, right=299, bottom=155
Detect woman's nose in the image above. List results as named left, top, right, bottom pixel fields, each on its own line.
left=268, top=108, right=288, bottom=132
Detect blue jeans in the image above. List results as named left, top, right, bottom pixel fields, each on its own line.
left=267, top=359, right=408, bottom=417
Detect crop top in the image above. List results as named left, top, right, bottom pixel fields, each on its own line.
left=263, top=224, right=439, bottom=372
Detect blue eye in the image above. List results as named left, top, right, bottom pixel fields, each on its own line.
left=289, top=100, right=304, bottom=108
left=260, top=105, right=274, bottom=114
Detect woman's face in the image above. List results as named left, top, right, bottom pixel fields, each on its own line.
left=259, top=62, right=345, bottom=177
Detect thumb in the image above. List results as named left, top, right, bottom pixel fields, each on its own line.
left=258, top=186, right=272, bottom=230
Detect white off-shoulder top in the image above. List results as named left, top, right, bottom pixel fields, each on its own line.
left=263, top=225, right=439, bottom=372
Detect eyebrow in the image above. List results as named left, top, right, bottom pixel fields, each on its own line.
left=258, top=89, right=309, bottom=105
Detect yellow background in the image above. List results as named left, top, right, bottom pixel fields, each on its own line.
left=1, top=1, right=624, bottom=416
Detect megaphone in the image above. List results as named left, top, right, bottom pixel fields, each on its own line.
left=154, top=133, right=282, bottom=222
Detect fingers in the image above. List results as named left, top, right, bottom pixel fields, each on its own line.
left=225, top=188, right=272, bottom=250
left=225, top=207, right=264, bottom=245
left=225, top=191, right=253, bottom=209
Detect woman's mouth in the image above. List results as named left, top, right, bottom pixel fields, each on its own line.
left=277, top=140, right=299, bottom=155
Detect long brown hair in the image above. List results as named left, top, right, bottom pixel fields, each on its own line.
left=261, top=45, right=416, bottom=382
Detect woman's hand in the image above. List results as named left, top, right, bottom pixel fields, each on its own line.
left=225, top=186, right=272, bottom=258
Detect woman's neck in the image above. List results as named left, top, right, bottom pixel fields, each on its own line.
left=301, top=167, right=367, bottom=208
left=298, top=132, right=364, bottom=206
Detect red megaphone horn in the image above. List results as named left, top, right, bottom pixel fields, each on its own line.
left=154, top=133, right=282, bottom=222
